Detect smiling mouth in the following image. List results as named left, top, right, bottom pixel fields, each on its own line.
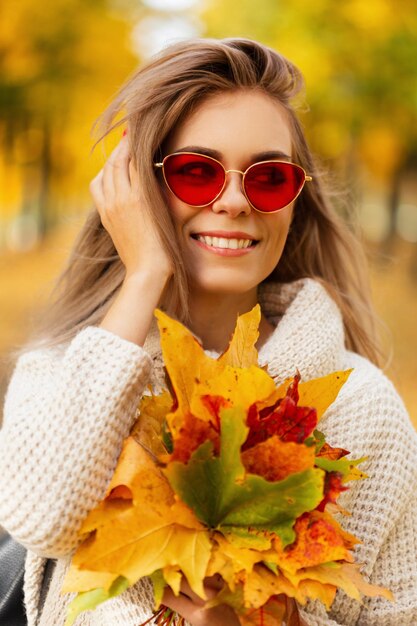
left=190, top=234, right=259, bottom=250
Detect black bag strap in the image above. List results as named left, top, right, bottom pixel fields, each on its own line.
left=38, top=558, right=56, bottom=617
left=0, top=529, right=27, bottom=626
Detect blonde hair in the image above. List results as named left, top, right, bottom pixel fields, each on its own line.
left=9, top=37, right=383, bottom=365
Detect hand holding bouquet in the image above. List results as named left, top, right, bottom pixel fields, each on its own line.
left=62, top=305, right=392, bottom=625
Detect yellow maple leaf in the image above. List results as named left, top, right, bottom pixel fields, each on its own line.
left=189, top=365, right=276, bottom=424
left=131, top=389, right=173, bottom=456
left=211, top=532, right=271, bottom=578
left=154, top=305, right=278, bottom=442
left=162, top=565, right=182, bottom=596
left=63, top=437, right=211, bottom=599
left=242, top=564, right=301, bottom=608
left=62, top=566, right=118, bottom=594
left=154, top=309, right=223, bottom=437
left=282, top=561, right=393, bottom=604
left=217, top=304, right=261, bottom=368
left=296, top=579, right=337, bottom=610
left=298, top=369, right=353, bottom=422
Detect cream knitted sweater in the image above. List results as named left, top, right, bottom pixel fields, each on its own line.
left=1, top=279, right=416, bottom=626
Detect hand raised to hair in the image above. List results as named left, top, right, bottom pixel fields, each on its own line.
left=89, top=134, right=174, bottom=280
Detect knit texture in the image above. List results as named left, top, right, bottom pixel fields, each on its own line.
left=1, top=278, right=416, bottom=626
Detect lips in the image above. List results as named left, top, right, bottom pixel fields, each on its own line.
left=189, top=229, right=262, bottom=258
left=190, top=230, right=259, bottom=241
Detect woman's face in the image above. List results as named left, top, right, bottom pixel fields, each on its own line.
left=162, top=90, right=295, bottom=295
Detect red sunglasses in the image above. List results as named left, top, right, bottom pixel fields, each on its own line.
left=154, top=152, right=312, bottom=214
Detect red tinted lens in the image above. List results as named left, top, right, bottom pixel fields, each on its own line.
left=244, top=161, right=306, bottom=212
left=163, top=153, right=225, bottom=206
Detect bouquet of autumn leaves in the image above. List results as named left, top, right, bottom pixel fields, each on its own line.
left=62, top=305, right=393, bottom=626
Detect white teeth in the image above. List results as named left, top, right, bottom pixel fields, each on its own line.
left=195, top=235, right=255, bottom=249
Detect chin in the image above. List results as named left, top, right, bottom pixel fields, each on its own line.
left=189, top=271, right=260, bottom=294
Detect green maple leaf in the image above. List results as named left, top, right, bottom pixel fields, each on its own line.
left=150, top=570, right=165, bottom=610
left=314, top=456, right=368, bottom=479
left=164, top=406, right=325, bottom=547
left=64, top=576, right=129, bottom=626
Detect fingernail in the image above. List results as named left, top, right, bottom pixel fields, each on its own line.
left=122, top=129, right=127, bottom=137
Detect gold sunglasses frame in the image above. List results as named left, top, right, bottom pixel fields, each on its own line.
left=154, top=151, right=313, bottom=214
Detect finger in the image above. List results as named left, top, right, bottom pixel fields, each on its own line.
left=179, top=579, right=206, bottom=605
left=112, top=136, right=132, bottom=190
left=128, top=157, right=138, bottom=190
left=89, top=170, right=105, bottom=212
left=162, top=588, right=208, bottom=626
left=204, top=574, right=224, bottom=591
left=101, top=138, right=130, bottom=199
left=179, top=577, right=222, bottom=603
left=162, top=586, right=197, bottom=614
left=162, top=587, right=240, bottom=626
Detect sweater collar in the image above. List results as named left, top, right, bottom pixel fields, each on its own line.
left=256, top=278, right=346, bottom=383
left=144, top=278, right=346, bottom=384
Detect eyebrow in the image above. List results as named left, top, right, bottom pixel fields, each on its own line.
left=172, top=145, right=292, bottom=162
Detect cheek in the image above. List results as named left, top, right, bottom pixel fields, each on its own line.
left=167, top=197, right=207, bottom=245
left=267, top=207, right=293, bottom=245
left=165, top=196, right=190, bottom=233
left=260, top=209, right=293, bottom=270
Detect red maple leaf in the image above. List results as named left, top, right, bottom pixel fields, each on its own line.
left=243, top=374, right=317, bottom=451
left=316, top=472, right=349, bottom=512
left=316, top=442, right=350, bottom=460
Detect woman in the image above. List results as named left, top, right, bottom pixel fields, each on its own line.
left=0, top=37, right=416, bottom=626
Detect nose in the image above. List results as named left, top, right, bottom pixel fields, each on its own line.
left=211, top=171, right=251, bottom=217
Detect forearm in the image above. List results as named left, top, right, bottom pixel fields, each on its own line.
left=99, top=270, right=171, bottom=347
left=0, top=326, right=153, bottom=557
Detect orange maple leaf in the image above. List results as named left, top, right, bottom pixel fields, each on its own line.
left=241, top=436, right=315, bottom=482
left=275, top=510, right=357, bottom=574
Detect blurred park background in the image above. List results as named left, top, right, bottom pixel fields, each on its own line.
left=0, top=0, right=416, bottom=426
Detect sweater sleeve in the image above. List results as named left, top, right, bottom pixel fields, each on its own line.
left=298, top=357, right=417, bottom=626
left=0, top=326, right=153, bottom=558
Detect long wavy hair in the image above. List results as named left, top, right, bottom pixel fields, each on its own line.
left=8, top=37, right=383, bottom=365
